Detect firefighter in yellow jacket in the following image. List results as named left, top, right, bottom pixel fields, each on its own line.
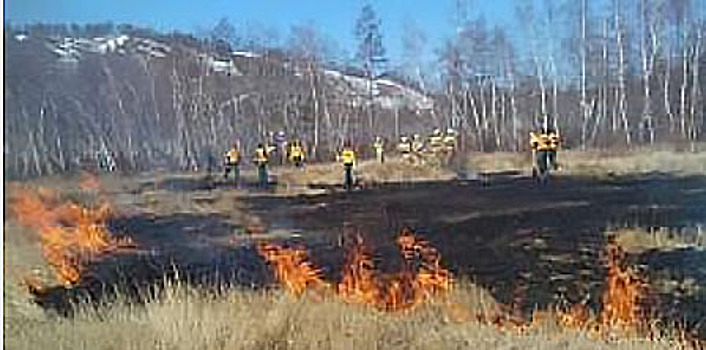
left=397, top=136, right=413, bottom=163
left=223, top=144, right=241, bottom=183
left=253, top=143, right=269, bottom=188
left=441, top=128, right=458, bottom=165
left=339, top=142, right=357, bottom=190
left=529, top=117, right=560, bottom=180
left=428, top=129, right=444, bottom=155
left=287, top=140, right=306, bottom=168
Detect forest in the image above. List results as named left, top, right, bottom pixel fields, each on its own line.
left=3, top=0, right=705, bottom=178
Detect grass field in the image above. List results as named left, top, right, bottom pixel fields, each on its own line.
left=4, top=276, right=679, bottom=350
left=465, top=149, right=706, bottom=177
left=4, top=149, right=705, bottom=349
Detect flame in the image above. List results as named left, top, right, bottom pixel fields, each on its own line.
left=475, top=239, right=655, bottom=338
left=558, top=303, right=591, bottom=329
left=599, top=240, right=650, bottom=330
left=256, top=242, right=326, bottom=296
left=257, top=228, right=452, bottom=311
left=337, top=233, right=378, bottom=305
left=11, top=182, right=133, bottom=287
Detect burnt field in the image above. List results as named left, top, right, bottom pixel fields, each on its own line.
left=245, top=173, right=706, bottom=335
left=9, top=170, right=706, bottom=340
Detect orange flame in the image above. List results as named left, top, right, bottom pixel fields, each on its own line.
left=11, top=183, right=133, bottom=287
left=557, top=303, right=591, bottom=329
left=599, top=240, right=651, bottom=330
left=256, top=242, right=326, bottom=296
left=474, top=239, right=655, bottom=338
left=337, top=233, right=378, bottom=305
left=257, top=228, right=452, bottom=312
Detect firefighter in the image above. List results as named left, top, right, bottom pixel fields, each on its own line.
left=428, top=128, right=444, bottom=155
left=397, top=135, right=413, bottom=163
left=411, top=134, right=425, bottom=165
left=339, top=142, right=357, bottom=190
left=529, top=116, right=560, bottom=180
left=287, top=139, right=306, bottom=168
left=442, top=128, right=458, bottom=165
left=372, top=136, right=385, bottom=163
left=443, top=128, right=458, bottom=153
left=253, top=143, right=269, bottom=188
left=223, top=144, right=240, bottom=183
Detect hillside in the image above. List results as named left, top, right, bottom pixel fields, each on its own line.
left=4, top=29, right=435, bottom=178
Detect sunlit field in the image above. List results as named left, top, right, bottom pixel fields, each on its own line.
left=5, top=149, right=706, bottom=349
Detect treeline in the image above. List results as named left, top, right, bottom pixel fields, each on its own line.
left=3, top=22, right=434, bottom=178
left=432, top=0, right=705, bottom=151
left=3, top=0, right=705, bottom=179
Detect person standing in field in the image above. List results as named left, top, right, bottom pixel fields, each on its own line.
left=372, top=136, right=385, bottom=163
left=397, top=136, right=413, bottom=164
left=223, top=143, right=241, bottom=184
left=287, top=139, right=306, bottom=168
left=339, top=142, right=357, bottom=190
left=529, top=115, right=560, bottom=182
left=253, top=143, right=270, bottom=188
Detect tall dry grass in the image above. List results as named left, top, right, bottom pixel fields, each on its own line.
left=4, top=278, right=680, bottom=350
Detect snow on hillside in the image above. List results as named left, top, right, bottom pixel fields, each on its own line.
left=23, top=33, right=432, bottom=112
left=323, top=70, right=433, bottom=111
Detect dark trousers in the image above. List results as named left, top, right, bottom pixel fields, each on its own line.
left=258, top=164, right=268, bottom=188
left=535, top=150, right=557, bottom=179
left=344, top=164, right=353, bottom=189
left=224, top=164, right=239, bottom=183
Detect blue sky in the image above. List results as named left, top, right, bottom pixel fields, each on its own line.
left=5, top=0, right=515, bottom=63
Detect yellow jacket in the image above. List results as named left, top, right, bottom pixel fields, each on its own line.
left=288, top=145, right=305, bottom=162
left=530, top=131, right=560, bottom=151
left=253, top=147, right=269, bottom=164
left=340, top=148, right=356, bottom=166
left=224, top=149, right=240, bottom=164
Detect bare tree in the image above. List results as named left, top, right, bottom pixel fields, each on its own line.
left=354, top=3, right=386, bottom=138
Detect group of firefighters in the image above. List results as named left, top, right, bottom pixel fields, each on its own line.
left=395, top=128, right=459, bottom=166
left=221, top=116, right=560, bottom=189
left=220, top=128, right=461, bottom=189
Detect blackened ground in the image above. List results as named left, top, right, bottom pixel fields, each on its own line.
left=246, top=173, right=706, bottom=336
left=30, top=172, right=706, bottom=338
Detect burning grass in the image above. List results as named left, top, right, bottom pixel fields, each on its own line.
left=9, top=175, right=134, bottom=287
left=257, top=229, right=452, bottom=312
left=480, top=239, right=656, bottom=339
left=255, top=228, right=702, bottom=345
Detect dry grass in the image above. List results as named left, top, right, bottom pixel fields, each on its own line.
left=277, top=157, right=455, bottom=189
left=610, top=227, right=706, bottom=254
left=4, top=169, right=701, bottom=349
left=278, top=149, right=706, bottom=189
left=3, top=214, right=684, bottom=349
left=465, top=150, right=706, bottom=177
left=4, top=278, right=680, bottom=350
